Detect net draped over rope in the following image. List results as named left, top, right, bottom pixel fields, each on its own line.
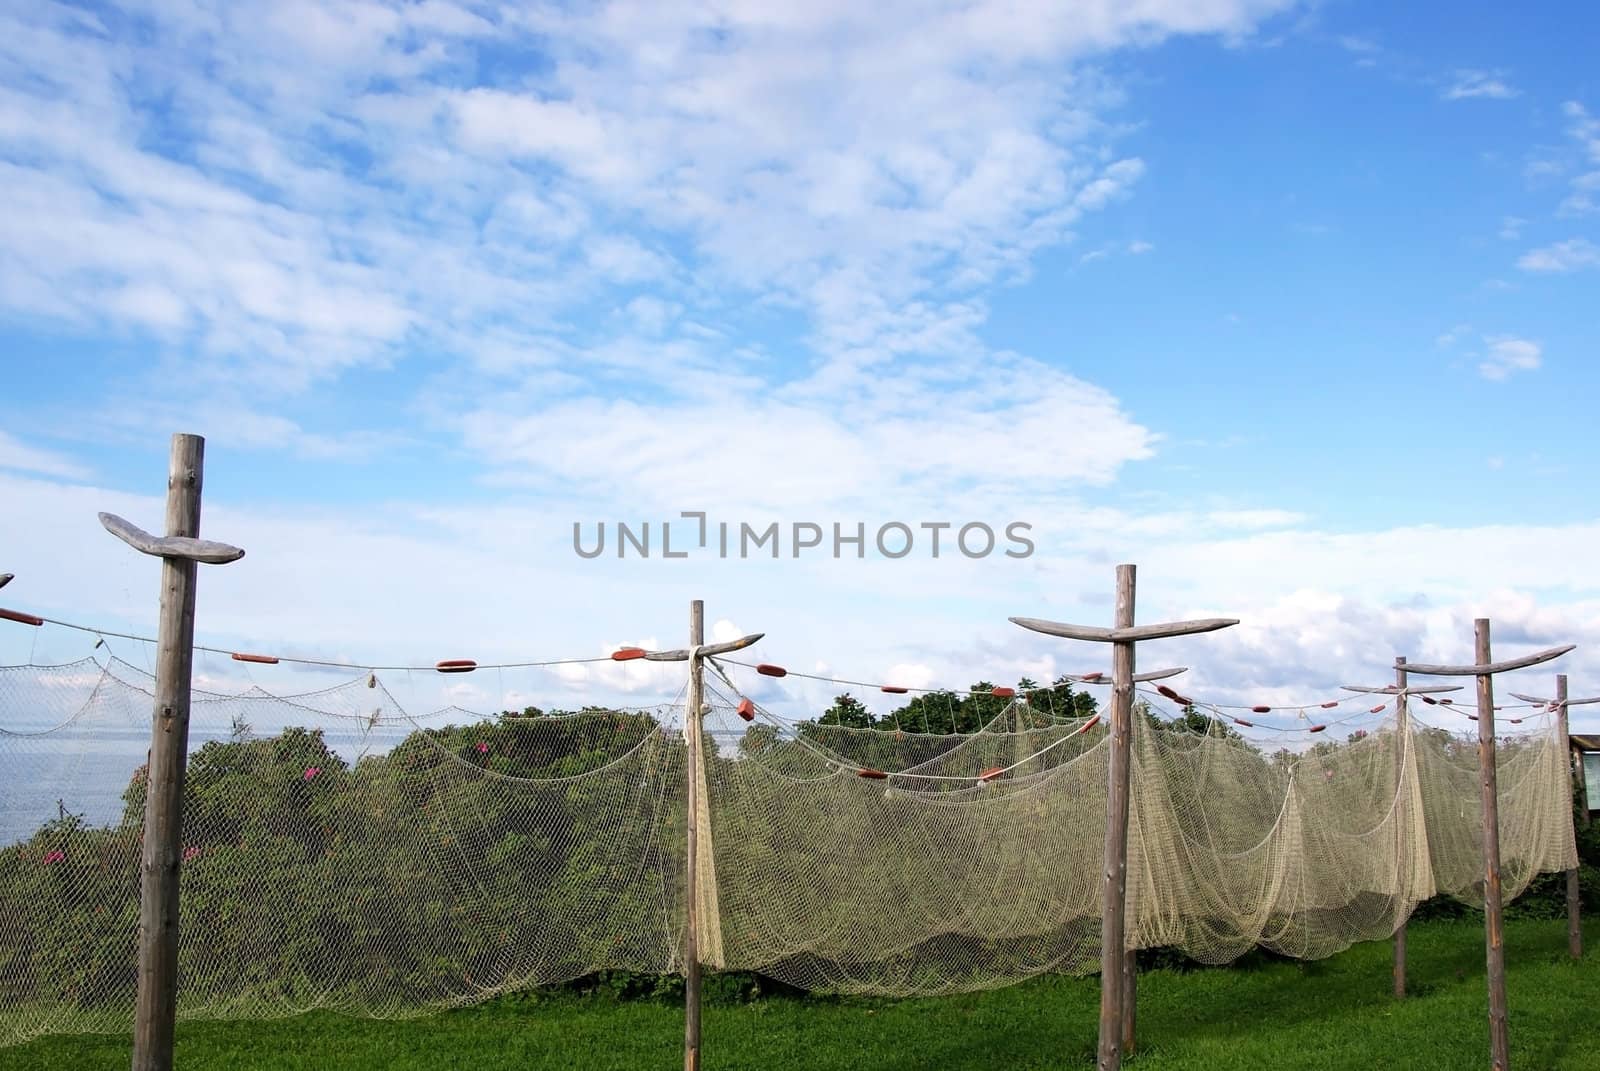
left=0, top=659, right=1577, bottom=1044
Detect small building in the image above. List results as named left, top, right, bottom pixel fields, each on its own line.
left=1571, top=734, right=1600, bottom=814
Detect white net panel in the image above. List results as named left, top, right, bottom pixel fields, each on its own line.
left=0, top=659, right=1578, bottom=1044
left=0, top=659, right=688, bottom=1045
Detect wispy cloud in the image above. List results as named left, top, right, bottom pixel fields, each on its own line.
left=1478, top=335, right=1542, bottom=381
left=1517, top=238, right=1600, bottom=272
left=1442, top=69, right=1518, bottom=101
left=0, top=432, right=91, bottom=481
left=1558, top=101, right=1600, bottom=215
left=1336, top=35, right=1380, bottom=67
left=0, top=0, right=1300, bottom=497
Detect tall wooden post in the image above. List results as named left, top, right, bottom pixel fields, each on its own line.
left=632, top=617, right=763, bottom=1071
left=1399, top=625, right=1573, bottom=1071
left=1106, top=567, right=1135, bottom=1064
left=1474, top=620, right=1510, bottom=1071
left=1011, top=566, right=1237, bottom=1071
left=1341, top=671, right=1461, bottom=1001
left=1393, top=657, right=1409, bottom=998
left=97, top=434, right=244, bottom=1071
left=1557, top=675, right=1582, bottom=960
left=684, top=599, right=704, bottom=1071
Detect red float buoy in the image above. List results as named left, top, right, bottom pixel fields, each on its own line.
left=756, top=663, right=787, bottom=678
left=436, top=660, right=477, bottom=674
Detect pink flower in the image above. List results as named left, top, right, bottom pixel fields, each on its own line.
left=42, top=850, right=65, bottom=865
left=476, top=742, right=489, bottom=754
left=183, top=846, right=201, bottom=862
left=304, top=767, right=320, bottom=780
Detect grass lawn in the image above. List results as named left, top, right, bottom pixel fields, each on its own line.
left=4, top=918, right=1596, bottom=1070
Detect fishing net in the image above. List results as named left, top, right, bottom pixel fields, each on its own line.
left=0, top=658, right=1577, bottom=1043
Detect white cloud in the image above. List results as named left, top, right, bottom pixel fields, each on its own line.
left=1498, top=216, right=1524, bottom=240
left=1203, top=509, right=1306, bottom=529
left=0, top=0, right=1303, bottom=490
left=22, top=3, right=1600, bottom=734
left=1558, top=101, right=1600, bottom=215
left=0, top=432, right=92, bottom=481
left=1442, top=69, right=1518, bottom=101
left=9, top=466, right=1600, bottom=734
left=457, top=351, right=1157, bottom=514
left=1127, top=239, right=1155, bottom=254
left=1517, top=238, right=1600, bottom=272
left=1478, top=335, right=1542, bottom=381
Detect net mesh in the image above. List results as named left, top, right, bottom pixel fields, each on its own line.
left=0, top=659, right=1577, bottom=1044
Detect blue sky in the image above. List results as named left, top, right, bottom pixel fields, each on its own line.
left=1, top=1, right=1598, bottom=728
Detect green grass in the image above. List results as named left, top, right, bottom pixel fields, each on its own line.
left=4, top=919, right=1597, bottom=1070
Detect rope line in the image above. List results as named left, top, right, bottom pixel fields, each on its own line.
left=4, top=610, right=633, bottom=673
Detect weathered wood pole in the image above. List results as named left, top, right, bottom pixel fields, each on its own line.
left=1394, top=656, right=1409, bottom=999
left=1556, top=675, right=1582, bottom=960
left=1393, top=628, right=1572, bottom=1071
left=1106, top=566, right=1135, bottom=1065
left=1473, top=620, right=1511, bottom=1071
left=629, top=622, right=761, bottom=1071
left=1011, top=567, right=1237, bottom=1071
left=684, top=598, right=704, bottom=1071
left=108, top=434, right=245, bottom=1071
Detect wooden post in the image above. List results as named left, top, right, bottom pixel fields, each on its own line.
left=684, top=598, right=704, bottom=1071
left=1557, top=675, right=1582, bottom=960
left=107, top=434, right=244, bottom=1071
left=1474, top=620, right=1511, bottom=1071
left=1393, top=629, right=1572, bottom=1071
left=1103, top=566, right=1135, bottom=1068
left=1394, top=657, right=1409, bottom=999
left=632, top=614, right=761, bottom=1071
left=1011, top=567, right=1237, bottom=1071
